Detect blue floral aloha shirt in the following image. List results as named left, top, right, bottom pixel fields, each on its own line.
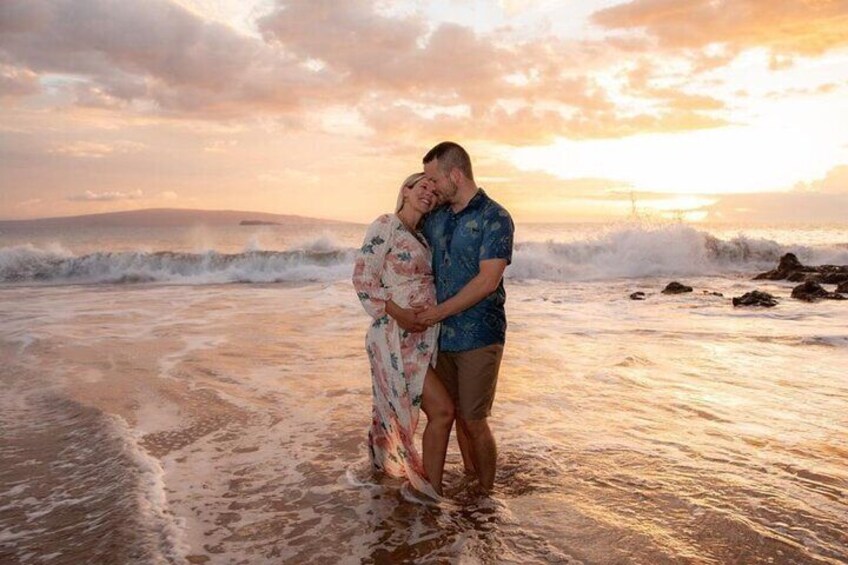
left=422, top=189, right=514, bottom=352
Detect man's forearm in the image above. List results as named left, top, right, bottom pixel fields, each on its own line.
left=435, top=271, right=501, bottom=320
left=386, top=299, right=428, bottom=332
left=385, top=299, right=402, bottom=320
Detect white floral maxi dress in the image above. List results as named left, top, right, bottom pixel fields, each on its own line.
left=352, top=214, right=439, bottom=497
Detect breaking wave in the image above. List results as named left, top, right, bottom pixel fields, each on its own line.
left=510, top=224, right=848, bottom=281
left=2, top=225, right=846, bottom=284
left=0, top=244, right=355, bottom=284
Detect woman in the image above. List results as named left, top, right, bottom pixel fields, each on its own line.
left=352, top=173, right=455, bottom=499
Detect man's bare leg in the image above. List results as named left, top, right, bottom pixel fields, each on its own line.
left=421, top=368, right=454, bottom=495
left=462, top=418, right=497, bottom=492
left=455, top=418, right=477, bottom=477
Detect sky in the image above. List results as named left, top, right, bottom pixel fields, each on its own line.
left=2, top=0, right=848, bottom=224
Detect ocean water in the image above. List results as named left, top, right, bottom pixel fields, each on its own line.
left=1, top=220, right=847, bottom=564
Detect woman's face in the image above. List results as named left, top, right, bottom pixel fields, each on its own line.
left=405, top=177, right=437, bottom=214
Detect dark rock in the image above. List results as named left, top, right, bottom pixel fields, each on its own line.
left=818, top=271, right=848, bottom=285
left=703, top=290, right=724, bottom=297
left=732, top=291, right=778, bottom=307
left=662, top=281, right=693, bottom=294
left=797, top=271, right=848, bottom=285
left=787, top=271, right=811, bottom=282
left=630, top=292, right=646, bottom=300
left=838, top=281, right=848, bottom=294
left=791, top=281, right=847, bottom=302
left=754, top=252, right=848, bottom=282
left=753, top=253, right=810, bottom=280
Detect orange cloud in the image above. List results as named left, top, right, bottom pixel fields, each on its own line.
left=593, top=0, right=848, bottom=57
left=0, top=0, right=731, bottom=140
left=795, top=164, right=848, bottom=194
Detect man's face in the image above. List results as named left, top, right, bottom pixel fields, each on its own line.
left=424, top=159, right=456, bottom=204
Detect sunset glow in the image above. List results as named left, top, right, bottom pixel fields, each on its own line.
left=2, top=0, right=848, bottom=224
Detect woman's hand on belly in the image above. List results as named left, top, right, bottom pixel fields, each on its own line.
left=385, top=300, right=429, bottom=333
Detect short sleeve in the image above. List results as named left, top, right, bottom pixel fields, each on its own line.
left=352, top=215, right=394, bottom=319
left=479, top=206, right=514, bottom=264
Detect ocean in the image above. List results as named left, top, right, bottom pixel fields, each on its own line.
left=1, top=219, right=847, bottom=564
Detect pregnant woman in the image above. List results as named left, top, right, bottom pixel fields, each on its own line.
left=352, top=173, right=455, bottom=499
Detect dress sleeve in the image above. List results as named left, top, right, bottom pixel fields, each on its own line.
left=352, top=215, right=394, bottom=319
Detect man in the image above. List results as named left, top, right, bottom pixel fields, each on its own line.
left=417, top=141, right=514, bottom=493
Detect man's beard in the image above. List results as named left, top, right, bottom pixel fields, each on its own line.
left=444, top=179, right=459, bottom=202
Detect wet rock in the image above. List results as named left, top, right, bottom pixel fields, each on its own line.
left=629, top=291, right=646, bottom=300
left=754, top=253, right=848, bottom=283
left=817, top=271, right=848, bottom=285
left=791, top=281, right=847, bottom=302
left=662, top=281, right=693, bottom=294
left=732, top=291, right=778, bottom=307
left=838, top=281, right=848, bottom=294
left=703, top=290, right=724, bottom=297
left=786, top=271, right=810, bottom=282
left=754, top=253, right=810, bottom=280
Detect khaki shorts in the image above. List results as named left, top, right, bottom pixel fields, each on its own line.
left=435, top=344, right=504, bottom=421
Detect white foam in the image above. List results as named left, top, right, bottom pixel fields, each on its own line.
left=114, top=415, right=190, bottom=564
left=293, top=230, right=347, bottom=253
left=509, top=224, right=848, bottom=282
left=0, top=245, right=356, bottom=285
left=2, top=225, right=846, bottom=285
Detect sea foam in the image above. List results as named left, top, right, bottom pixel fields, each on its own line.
left=2, top=224, right=846, bottom=285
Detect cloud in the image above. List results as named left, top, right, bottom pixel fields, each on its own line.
left=67, top=189, right=145, bottom=201
left=592, top=0, right=848, bottom=58
left=50, top=140, right=146, bottom=158
left=15, top=198, right=42, bottom=208
left=0, top=64, right=39, bottom=97
left=705, top=191, right=848, bottom=224
left=0, top=0, right=730, bottom=142
left=794, top=164, right=848, bottom=194
left=0, top=0, right=328, bottom=117
left=203, top=139, right=238, bottom=153
left=257, top=0, right=730, bottom=140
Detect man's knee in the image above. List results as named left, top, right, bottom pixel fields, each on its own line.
left=459, top=417, right=490, bottom=440
left=434, top=400, right=455, bottom=425
left=426, top=398, right=454, bottom=425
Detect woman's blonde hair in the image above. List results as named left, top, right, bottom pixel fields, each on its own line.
left=395, top=172, right=426, bottom=213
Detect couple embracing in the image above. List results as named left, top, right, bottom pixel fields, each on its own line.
left=352, top=141, right=514, bottom=500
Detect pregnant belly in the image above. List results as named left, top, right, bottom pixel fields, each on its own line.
left=394, top=282, right=436, bottom=309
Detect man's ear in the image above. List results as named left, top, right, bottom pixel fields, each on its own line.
left=449, top=168, right=460, bottom=185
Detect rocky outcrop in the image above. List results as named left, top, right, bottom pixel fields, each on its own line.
left=754, top=253, right=848, bottom=284
left=662, top=282, right=693, bottom=294
left=630, top=292, right=646, bottom=300
left=838, top=281, right=848, bottom=294
left=791, top=281, right=846, bottom=302
left=754, top=253, right=812, bottom=280
left=732, top=291, right=778, bottom=307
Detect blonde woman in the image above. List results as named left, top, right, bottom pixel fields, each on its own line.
left=352, top=173, right=454, bottom=498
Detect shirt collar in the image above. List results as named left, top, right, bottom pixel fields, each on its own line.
left=450, top=188, right=486, bottom=216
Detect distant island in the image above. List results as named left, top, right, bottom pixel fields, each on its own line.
left=0, top=208, right=360, bottom=228
left=239, top=220, right=281, bottom=226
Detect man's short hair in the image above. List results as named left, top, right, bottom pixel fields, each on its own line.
left=423, top=141, right=474, bottom=181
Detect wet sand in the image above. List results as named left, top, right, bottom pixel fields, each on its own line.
left=2, top=280, right=847, bottom=564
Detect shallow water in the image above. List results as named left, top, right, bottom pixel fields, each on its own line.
left=2, top=221, right=847, bottom=563
left=1, top=270, right=846, bottom=564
